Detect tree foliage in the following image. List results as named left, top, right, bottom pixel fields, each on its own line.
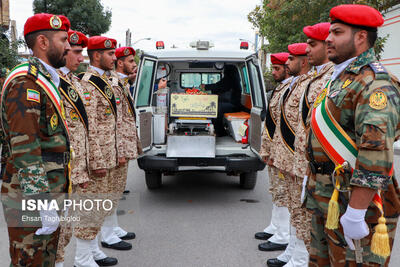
left=248, top=0, right=397, bottom=54
left=0, top=31, right=24, bottom=72
left=33, top=0, right=112, bottom=36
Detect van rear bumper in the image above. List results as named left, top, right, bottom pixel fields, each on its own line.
left=137, top=154, right=266, bottom=173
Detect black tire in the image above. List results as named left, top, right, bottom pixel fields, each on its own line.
left=145, top=171, right=162, bottom=189
left=240, top=171, right=257, bottom=190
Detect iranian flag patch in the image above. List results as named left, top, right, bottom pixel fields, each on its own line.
left=26, top=89, right=40, bottom=103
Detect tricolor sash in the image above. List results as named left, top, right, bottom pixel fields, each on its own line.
left=310, top=80, right=392, bottom=257
left=280, top=88, right=296, bottom=153
left=1, top=63, right=69, bottom=135
left=59, top=76, right=89, bottom=132
left=118, top=81, right=136, bottom=118
left=77, top=73, right=117, bottom=119
left=310, top=80, right=358, bottom=168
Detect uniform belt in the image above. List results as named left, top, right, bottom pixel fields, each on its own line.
left=309, top=161, right=335, bottom=175
left=42, top=151, right=70, bottom=166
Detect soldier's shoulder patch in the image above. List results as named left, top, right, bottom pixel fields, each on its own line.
left=83, top=92, right=91, bottom=101
left=369, top=62, right=387, bottom=74
left=369, top=90, right=387, bottom=110
left=26, top=89, right=40, bottom=103
left=27, top=63, right=39, bottom=80
left=50, top=113, right=58, bottom=130
left=369, top=62, right=390, bottom=81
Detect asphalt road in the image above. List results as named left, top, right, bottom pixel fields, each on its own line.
left=0, top=160, right=399, bottom=266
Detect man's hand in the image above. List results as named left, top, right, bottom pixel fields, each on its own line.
left=35, top=209, right=59, bottom=235
left=262, top=156, right=268, bottom=163
left=340, top=205, right=369, bottom=250
left=92, top=169, right=107, bottom=178
left=79, top=181, right=89, bottom=189
left=118, top=157, right=127, bottom=166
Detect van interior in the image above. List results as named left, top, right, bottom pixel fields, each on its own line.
left=151, top=61, right=253, bottom=146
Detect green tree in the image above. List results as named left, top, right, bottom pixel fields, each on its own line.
left=0, top=31, right=23, bottom=72
left=33, top=0, right=112, bottom=36
left=249, top=0, right=396, bottom=54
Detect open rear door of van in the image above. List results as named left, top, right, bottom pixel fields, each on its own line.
left=133, top=55, right=158, bottom=151
left=245, top=54, right=267, bottom=157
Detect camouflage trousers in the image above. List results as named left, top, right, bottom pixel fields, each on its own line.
left=73, top=168, right=118, bottom=241
left=7, top=226, right=60, bottom=267
left=108, top=164, right=128, bottom=214
left=269, top=166, right=289, bottom=207
left=306, top=173, right=400, bottom=266
left=55, top=184, right=79, bottom=263
left=287, top=175, right=312, bottom=248
left=2, top=168, right=67, bottom=267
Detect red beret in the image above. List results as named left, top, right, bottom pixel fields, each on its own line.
left=24, top=13, right=70, bottom=36
left=271, top=52, right=289, bottom=65
left=115, top=47, right=136, bottom=59
left=288, top=43, right=307, bottom=56
left=330, top=4, right=383, bottom=29
left=87, top=36, right=117, bottom=51
left=68, top=30, right=88, bottom=48
left=303, top=22, right=330, bottom=41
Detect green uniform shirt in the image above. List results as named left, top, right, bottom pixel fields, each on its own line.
left=308, top=48, right=400, bottom=196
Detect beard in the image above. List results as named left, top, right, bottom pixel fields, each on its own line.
left=288, top=62, right=301, bottom=76
left=328, top=38, right=356, bottom=64
left=100, top=56, right=112, bottom=71
left=274, top=72, right=286, bottom=82
left=47, top=43, right=67, bottom=68
left=123, top=64, right=133, bottom=75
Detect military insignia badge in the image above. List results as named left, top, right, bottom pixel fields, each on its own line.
left=124, top=48, right=130, bottom=56
left=26, top=89, right=40, bottom=103
left=50, top=113, right=58, bottom=130
left=70, top=33, right=79, bottom=44
left=369, top=90, right=387, bottom=110
left=84, top=92, right=91, bottom=101
left=313, top=88, right=327, bottom=108
left=105, top=107, right=112, bottom=115
left=329, top=90, right=340, bottom=98
left=50, top=15, right=62, bottom=29
left=104, top=39, right=112, bottom=48
left=61, top=102, right=66, bottom=120
left=116, top=97, right=121, bottom=105
left=105, top=86, right=113, bottom=99
left=68, top=87, right=79, bottom=102
left=342, top=79, right=352, bottom=89
left=70, top=110, right=79, bottom=121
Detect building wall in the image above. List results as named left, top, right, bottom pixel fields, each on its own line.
left=379, top=4, right=400, bottom=78
left=0, top=0, right=10, bottom=29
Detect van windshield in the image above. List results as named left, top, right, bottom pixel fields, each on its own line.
left=180, top=73, right=221, bottom=88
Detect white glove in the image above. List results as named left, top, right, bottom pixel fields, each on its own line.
left=300, top=175, right=308, bottom=203
left=35, top=209, right=60, bottom=235
left=339, top=205, right=369, bottom=250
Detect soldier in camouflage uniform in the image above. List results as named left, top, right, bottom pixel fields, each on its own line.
left=256, top=53, right=292, bottom=251
left=100, top=46, right=142, bottom=249
left=265, top=43, right=311, bottom=267
left=54, top=30, right=109, bottom=267
left=291, top=24, right=334, bottom=258
left=1, top=13, right=71, bottom=267
left=73, top=36, right=122, bottom=266
left=304, top=5, right=400, bottom=266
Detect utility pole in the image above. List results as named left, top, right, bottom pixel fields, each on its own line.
left=126, top=29, right=132, bottom=47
